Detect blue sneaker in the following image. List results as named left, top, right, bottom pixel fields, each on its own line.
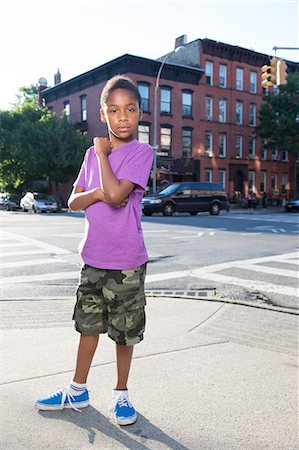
left=35, top=386, right=89, bottom=412
left=111, top=390, right=137, bottom=425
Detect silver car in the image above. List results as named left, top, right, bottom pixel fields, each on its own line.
left=20, top=192, right=58, bottom=213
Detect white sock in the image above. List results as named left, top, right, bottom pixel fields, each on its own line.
left=68, top=381, right=87, bottom=396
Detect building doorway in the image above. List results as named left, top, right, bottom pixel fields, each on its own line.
left=234, top=170, right=245, bottom=195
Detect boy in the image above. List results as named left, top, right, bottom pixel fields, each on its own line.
left=35, top=75, right=153, bottom=426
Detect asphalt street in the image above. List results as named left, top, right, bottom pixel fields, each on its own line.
left=1, top=208, right=298, bottom=310
left=1, top=209, right=298, bottom=449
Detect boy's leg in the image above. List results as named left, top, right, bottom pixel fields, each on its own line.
left=74, top=333, right=100, bottom=383
left=115, top=343, right=134, bottom=389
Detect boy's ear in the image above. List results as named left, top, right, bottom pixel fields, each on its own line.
left=139, top=108, right=143, bottom=121
left=100, top=108, right=107, bottom=123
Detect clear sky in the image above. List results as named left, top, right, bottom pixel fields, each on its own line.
left=1, top=0, right=298, bottom=110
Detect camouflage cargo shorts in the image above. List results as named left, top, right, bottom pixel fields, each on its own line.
left=72, top=263, right=147, bottom=346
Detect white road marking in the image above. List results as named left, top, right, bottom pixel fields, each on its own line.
left=1, top=258, right=65, bottom=269
left=1, top=271, right=79, bottom=285
left=146, top=251, right=299, bottom=297
left=143, top=230, right=169, bottom=233
left=1, top=231, right=71, bottom=255
left=239, top=264, right=298, bottom=278
left=52, top=233, right=83, bottom=238
left=241, top=233, right=261, bottom=236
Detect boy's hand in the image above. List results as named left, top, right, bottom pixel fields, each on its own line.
left=93, top=137, right=112, bottom=156
left=115, top=197, right=129, bottom=208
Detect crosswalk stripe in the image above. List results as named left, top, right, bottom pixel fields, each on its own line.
left=238, top=264, right=298, bottom=278
left=1, top=259, right=65, bottom=269
left=1, top=271, right=79, bottom=285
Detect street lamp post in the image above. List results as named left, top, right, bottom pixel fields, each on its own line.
left=152, top=46, right=184, bottom=193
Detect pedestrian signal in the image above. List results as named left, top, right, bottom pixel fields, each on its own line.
left=261, top=57, right=278, bottom=87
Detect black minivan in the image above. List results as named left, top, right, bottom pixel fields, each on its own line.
left=142, top=182, right=230, bottom=216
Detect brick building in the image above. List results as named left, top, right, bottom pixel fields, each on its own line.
left=42, top=37, right=299, bottom=204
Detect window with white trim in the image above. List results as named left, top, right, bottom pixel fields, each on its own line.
left=250, top=72, right=257, bottom=93
left=205, top=169, right=212, bottom=183
left=219, top=133, right=226, bottom=157
left=282, top=150, right=288, bottom=161
left=249, top=171, right=255, bottom=191
left=205, top=132, right=213, bottom=157
left=236, top=68, right=243, bottom=90
left=64, top=101, right=70, bottom=121
left=218, top=170, right=225, bottom=188
left=260, top=172, right=266, bottom=192
left=219, top=65, right=227, bottom=88
left=249, top=103, right=256, bottom=126
left=271, top=149, right=279, bottom=160
left=281, top=174, right=288, bottom=194
left=182, top=91, right=193, bottom=117
left=182, top=128, right=192, bottom=158
left=248, top=136, right=256, bottom=159
left=160, top=126, right=172, bottom=156
left=235, top=135, right=243, bottom=158
left=138, top=124, right=150, bottom=144
left=219, top=98, right=226, bottom=123
left=80, top=95, right=87, bottom=121
left=271, top=173, right=278, bottom=193
left=138, top=83, right=150, bottom=112
left=236, top=101, right=243, bottom=124
left=205, top=96, right=213, bottom=121
left=160, top=87, right=172, bottom=114
left=205, top=61, right=213, bottom=85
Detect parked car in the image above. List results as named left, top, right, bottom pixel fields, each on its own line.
left=142, top=182, right=230, bottom=216
left=285, top=199, right=299, bottom=212
left=20, top=192, right=58, bottom=213
left=0, top=193, right=20, bottom=211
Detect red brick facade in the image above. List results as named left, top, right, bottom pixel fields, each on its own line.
left=42, top=39, right=299, bottom=205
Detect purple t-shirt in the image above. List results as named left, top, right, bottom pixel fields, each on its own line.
left=73, top=139, right=153, bottom=270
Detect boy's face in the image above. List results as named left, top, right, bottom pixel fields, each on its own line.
left=100, top=88, right=143, bottom=143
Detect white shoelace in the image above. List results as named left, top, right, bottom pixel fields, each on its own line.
left=110, top=393, right=132, bottom=411
left=53, top=386, right=82, bottom=412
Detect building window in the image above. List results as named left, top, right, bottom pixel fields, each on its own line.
left=205, top=61, right=213, bottom=85
left=248, top=136, right=256, bottom=159
left=272, top=149, right=279, bottom=160
left=236, top=68, right=243, bottom=90
left=219, top=65, right=227, bottom=88
left=235, top=135, right=243, bottom=158
left=261, top=141, right=267, bottom=160
left=249, top=104, right=256, bottom=126
left=271, top=173, right=278, bottom=193
left=80, top=95, right=87, bottom=122
left=260, top=172, right=266, bottom=192
left=218, top=170, right=225, bottom=188
left=219, top=98, right=226, bottom=123
left=282, top=150, right=289, bottom=161
left=249, top=171, right=255, bottom=191
left=205, top=96, right=213, bottom=121
left=205, top=169, right=212, bottom=183
left=250, top=72, right=257, bottom=93
left=160, top=87, right=172, bottom=114
left=182, top=128, right=192, bottom=158
left=219, top=133, right=226, bottom=157
left=63, top=101, right=70, bottom=121
left=138, top=124, right=150, bottom=144
left=205, top=132, right=213, bottom=157
left=160, top=126, right=172, bottom=156
left=138, top=83, right=150, bottom=113
left=182, top=91, right=193, bottom=117
left=235, top=101, right=243, bottom=125
left=281, top=174, right=288, bottom=194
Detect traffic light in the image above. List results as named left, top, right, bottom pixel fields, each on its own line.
left=261, top=57, right=277, bottom=87
left=276, top=59, right=288, bottom=86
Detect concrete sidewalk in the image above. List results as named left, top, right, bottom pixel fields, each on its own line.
left=1, top=296, right=298, bottom=450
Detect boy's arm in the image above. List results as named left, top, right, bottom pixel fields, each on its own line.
left=94, top=137, right=135, bottom=204
left=68, top=186, right=107, bottom=211
left=68, top=186, right=129, bottom=211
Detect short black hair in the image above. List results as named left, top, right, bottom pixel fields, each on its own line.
left=100, top=75, right=141, bottom=108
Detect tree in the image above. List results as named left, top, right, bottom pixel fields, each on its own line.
left=256, top=74, right=299, bottom=198
left=0, top=85, right=86, bottom=196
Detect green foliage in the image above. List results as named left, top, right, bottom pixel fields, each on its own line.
left=257, top=74, right=299, bottom=155
left=0, top=85, right=86, bottom=192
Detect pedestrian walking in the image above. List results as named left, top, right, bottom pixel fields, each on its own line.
left=248, top=190, right=253, bottom=211
left=35, top=75, right=153, bottom=426
left=262, top=192, right=267, bottom=209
